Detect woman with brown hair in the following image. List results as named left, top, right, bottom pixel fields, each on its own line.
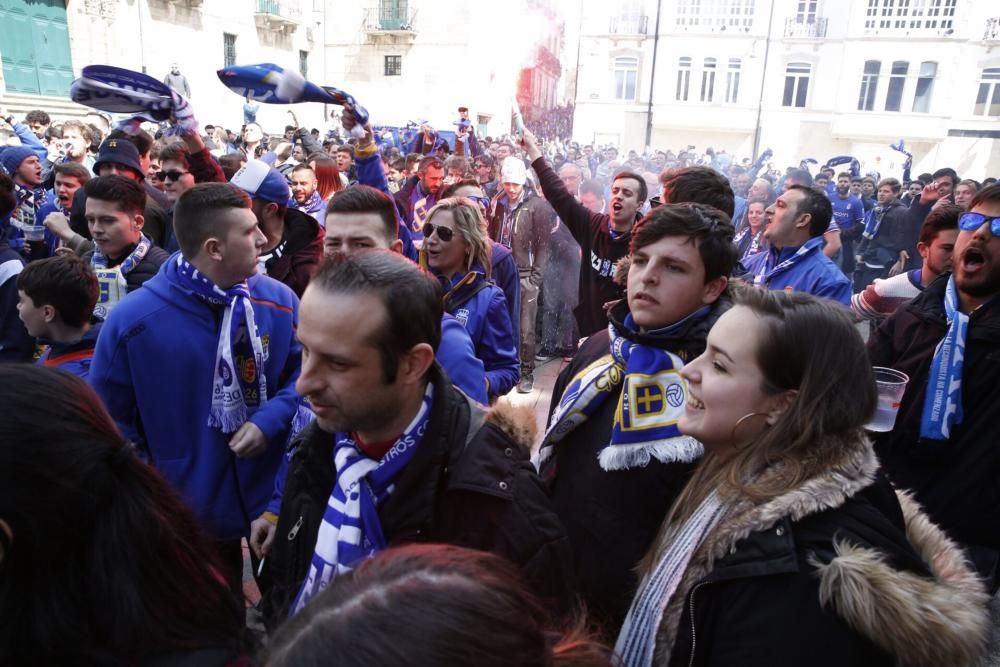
left=615, top=287, right=989, bottom=667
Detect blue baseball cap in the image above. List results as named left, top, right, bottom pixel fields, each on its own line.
left=230, top=159, right=290, bottom=205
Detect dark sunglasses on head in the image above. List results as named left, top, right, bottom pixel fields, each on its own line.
left=156, top=170, right=190, bottom=182
left=422, top=222, right=455, bottom=242
left=959, top=212, right=1000, bottom=236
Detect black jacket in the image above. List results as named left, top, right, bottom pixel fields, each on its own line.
left=858, top=199, right=909, bottom=268
left=867, top=273, right=1000, bottom=588
left=657, top=440, right=989, bottom=667
left=532, top=156, right=632, bottom=337
left=261, top=365, right=573, bottom=625
left=262, top=208, right=323, bottom=298
left=545, top=298, right=730, bottom=636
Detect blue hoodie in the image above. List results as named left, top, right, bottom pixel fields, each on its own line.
left=742, top=236, right=852, bottom=305
left=439, top=267, right=520, bottom=398
left=89, top=255, right=302, bottom=540
left=38, top=320, right=103, bottom=378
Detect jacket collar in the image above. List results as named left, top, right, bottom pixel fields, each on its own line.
left=607, top=295, right=731, bottom=362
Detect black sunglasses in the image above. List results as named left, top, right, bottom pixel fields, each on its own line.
left=156, top=170, right=190, bottom=182
left=422, top=222, right=454, bottom=242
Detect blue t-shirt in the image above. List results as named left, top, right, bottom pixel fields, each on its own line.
left=829, top=194, right=865, bottom=234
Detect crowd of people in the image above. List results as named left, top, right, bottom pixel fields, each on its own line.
left=1, top=83, right=998, bottom=667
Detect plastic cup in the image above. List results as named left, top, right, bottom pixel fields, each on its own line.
left=866, top=367, right=909, bottom=432
left=22, top=225, right=45, bottom=242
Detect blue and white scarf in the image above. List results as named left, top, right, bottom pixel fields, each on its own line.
left=535, top=315, right=702, bottom=477
left=174, top=255, right=268, bottom=433
left=291, top=382, right=434, bottom=615
left=862, top=204, right=893, bottom=241
left=920, top=275, right=967, bottom=441
left=753, top=236, right=823, bottom=288
left=92, top=234, right=151, bottom=275
left=614, top=491, right=726, bottom=667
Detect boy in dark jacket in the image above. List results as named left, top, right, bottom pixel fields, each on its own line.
left=16, top=255, right=101, bottom=378
left=81, top=176, right=169, bottom=319
left=535, top=202, right=738, bottom=637
left=261, top=251, right=571, bottom=622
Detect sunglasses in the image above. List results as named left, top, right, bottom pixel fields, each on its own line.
left=156, top=170, right=190, bottom=182
left=422, top=222, right=455, bottom=242
left=959, top=212, right=1000, bottom=236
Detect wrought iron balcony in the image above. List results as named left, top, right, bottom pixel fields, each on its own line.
left=985, top=17, right=1000, bottom=41
left=609, top=15, right=649, bottom=35
left=364, top=5, right=418, bottom=33
left=784, top=17, right=827, bottom=38
left=255, top=0, right=301, bottom=32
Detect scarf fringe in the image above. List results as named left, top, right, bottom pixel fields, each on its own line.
left=209, top=406, right=248, bottom=434
left=598, top=437, right=704, bottom=471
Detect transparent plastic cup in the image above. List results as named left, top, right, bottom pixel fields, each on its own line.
left=22, top=224, right=46, bottom=241
left=866, top=367, right=909, bottom=432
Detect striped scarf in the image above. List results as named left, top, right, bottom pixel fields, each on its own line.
left=291, top=383, right=434, bottom=615
left=174, top=255, right=267, bottom=433
left=614, top=491, right=726, bottom=667
left=535, top=314, right=702, bottom=478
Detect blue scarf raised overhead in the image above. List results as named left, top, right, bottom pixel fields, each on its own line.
left=174, top=256, right=268, bottom=433
left=291, top=383, right=434, bottom=615
left=535, top=313, right=703, bottom=477
left=920, top=275, right=967, bottom=441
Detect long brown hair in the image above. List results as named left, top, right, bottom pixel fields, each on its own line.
left=663, top=286, right=876, bottom=531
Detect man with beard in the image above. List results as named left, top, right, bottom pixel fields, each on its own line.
left=868, top=183, right=1000, bottom=592
left=829, top=171, right=865, bottom=275
left=521, top=128, right=646, bottom=336
left=288, top=164, right=325, bottom=224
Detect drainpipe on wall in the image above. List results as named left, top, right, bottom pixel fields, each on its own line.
left=643, top=0, right=663, bottom=152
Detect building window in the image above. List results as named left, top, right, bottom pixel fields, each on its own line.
left=676, top=56, right=692, bottom=101
left=911, top=61, right=937, bottom=113
left=857, top=60, right=881, bottom=111
left=974, top=67, right=1000, bottom=116
left=614, top=56, right=638, bottom=101
left=885, top=60, right=908, bottom=111
left=675, top=0, right=755, bottom=30
left=782, top=62, right=811, bottom=108
left=223, top=33, right=237, bottom=68
left=700, top=58, right=717, bottom=102
left=725, top=58, right=741, bottom=103
left=864, top=0, right=956, bottom=31
left=796, top=0, right=818, bottom=23
left=384, top=55, right=402, bottom=76
left=299, top=50, right=309, bottom=79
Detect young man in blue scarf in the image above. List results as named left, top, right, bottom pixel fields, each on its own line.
left=535, top=201, right=738, bottom=638
left=90, top=183, right=302, bottom=592
left=260, top=251, right=571, bottom=624
left=868, top=183, right=1000, bottom=593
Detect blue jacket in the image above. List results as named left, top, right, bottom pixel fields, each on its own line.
left=742, top=237, right=852, bottom=305
left=490, top=241, right=521, bottom=345
left=38, top=320, right=103, bottom=378
left=89, top=255, right=302, bottom=540
left=440, top=267, right=520, bottom=398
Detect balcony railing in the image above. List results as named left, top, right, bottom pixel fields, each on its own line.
left=364, top=5, right=418, bottom=33
left=255, top=0, right=301, bottom=30
left=986, top=17, right=1000, bottom=41
left=784, top=17, right=828, bottom=38
left=609, top=15, right=649, bottom=35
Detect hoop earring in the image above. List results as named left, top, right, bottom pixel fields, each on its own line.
left=731, top=412, right=768, bottom=451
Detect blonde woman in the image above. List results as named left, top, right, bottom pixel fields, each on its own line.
left=615, top=287, right=989, bottom=667
left=422, top=197, right=519, bottom=398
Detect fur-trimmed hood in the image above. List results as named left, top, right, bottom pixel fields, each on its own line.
left=649, top=435, right=990, bottom=667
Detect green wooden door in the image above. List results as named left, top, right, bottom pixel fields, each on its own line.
left=0, top=0, right=74, bottom=96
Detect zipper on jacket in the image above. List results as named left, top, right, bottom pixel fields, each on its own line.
left=286, top=515, right=304, bottom=541
left=687, top=582, right=710, bottom=667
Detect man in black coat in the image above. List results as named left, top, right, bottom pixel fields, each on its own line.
left=868, top=183, right=1000, bottom=592
left=261, top=251, right=572, bottom=624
